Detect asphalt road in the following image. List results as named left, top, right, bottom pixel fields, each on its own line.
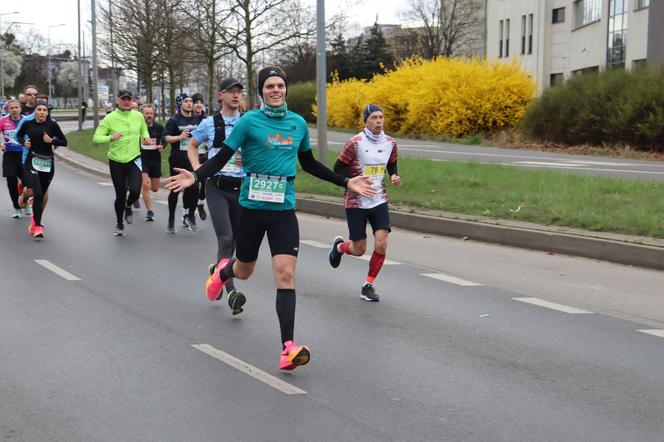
left=1, top=160, right=664, bottom=441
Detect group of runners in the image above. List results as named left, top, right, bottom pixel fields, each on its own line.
left=0, top=84, right=67, bottom=239
left=1, top=68, right=401, bottom=371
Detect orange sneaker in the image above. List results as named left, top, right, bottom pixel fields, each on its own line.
left=279, top=341, right=310, bottom=371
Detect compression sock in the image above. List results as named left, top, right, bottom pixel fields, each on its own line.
left=366, top=251, right=386, bottom=285
left=276, top=288, right=296, bottom=346
left=338, top=241, right=353, bottom=255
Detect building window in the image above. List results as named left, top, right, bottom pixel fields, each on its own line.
left=552, top=7, right=565, bottom=24
left=550, top=73, right=564, bottom=86
left=499, top=20, right=504, bottom=58
left=636, top=0, right=650, bottom=9
left=572, top=66, right=599, bottom=76
left=521, top=15, right=526, bottom=55
left=505, top=19, right=510, bottom=57
left=574, top=0, right=601, bottom=28
left=607, top=0, right=628, bottom=70
left=528, top=14, right=533, bottom=54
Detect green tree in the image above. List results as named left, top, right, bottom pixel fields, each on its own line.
left=362, top=23, right=394, bottom=78
left=328, top=33, right=352, bottom=80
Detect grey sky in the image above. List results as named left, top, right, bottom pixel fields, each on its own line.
left=4, top=0, right=408, bottom=55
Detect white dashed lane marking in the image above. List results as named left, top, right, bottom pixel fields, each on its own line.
left=354, top=255, right=401, bottom=265
left=34, top=259, right=81, bottom=281
left=637, top=330, right=664, bottom=338
left=192, top=344, right=307, bottom=395
left=300, top=239, right=329, bottom=248
left=97, top=182, right=113, bottom=186
left=512, top=297, right=593, bottom=314
left=421, top=273, right=482, bottom=287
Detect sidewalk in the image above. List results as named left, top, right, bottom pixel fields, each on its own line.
left=54, top=145, right=664, bottom=270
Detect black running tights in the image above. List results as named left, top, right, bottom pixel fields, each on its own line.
left=6, top=176, right=20, bottom=209
left=109, top=159, right=142, bottom=224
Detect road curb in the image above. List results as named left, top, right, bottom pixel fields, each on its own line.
left=56, top=148, right=664, bottom=271
left=296, top=199, right=664, bottom=271
left=54, top=149, right=110, bottom=179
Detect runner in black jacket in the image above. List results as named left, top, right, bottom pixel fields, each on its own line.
left=15, top=100, right=67, bottom=239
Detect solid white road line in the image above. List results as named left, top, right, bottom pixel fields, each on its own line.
left=301, top=240, right=402, bottom=265
left=354, top=255, right=401, bottom=265
left=512, top=297, right=593, bottom=314
left=300, top=239, right=329, bottom=248
left=516, top=161, right=584, bottom=167
left=97, top=182, right=113, bottom=186
left=192, top=344, right=307, bottom=395
left=637, top=329, right=664, bottom=338
left=505, top=163, right=664, bottom=176
left=421, top=273, right=482, bottom=287
left=34, top=259, right=81, bottom=281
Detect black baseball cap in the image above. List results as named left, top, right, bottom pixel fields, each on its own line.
left=117, top=89, right=133, bottom=99
left=219, top=78, right=244, bottom=91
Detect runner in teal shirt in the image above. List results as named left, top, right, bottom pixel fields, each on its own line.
left=166, top=67, right=375, bottom=372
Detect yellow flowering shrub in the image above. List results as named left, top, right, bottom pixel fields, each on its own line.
left=321, top=57, right=536, bottom=138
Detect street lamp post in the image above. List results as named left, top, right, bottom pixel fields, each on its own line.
left=47, top=23, right=66, bottom=99
left=0, top=11, right=19, bottom=97
left=316, top=0, right=328, bottom=162
left=78, top=0, right=83, bottom=130
left=91, top=0, right=99, bottom=128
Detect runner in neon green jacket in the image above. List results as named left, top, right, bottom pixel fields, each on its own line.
left=93, top=104, right=149, bottom=163
left=93, top=89, right=150, bottom=236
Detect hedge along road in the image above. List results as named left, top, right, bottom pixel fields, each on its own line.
left=307, top=128, right=664, bottom=181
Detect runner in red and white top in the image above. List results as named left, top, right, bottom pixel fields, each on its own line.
left=328, top=104, right=400, bottom=302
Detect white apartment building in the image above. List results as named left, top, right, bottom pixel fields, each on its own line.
left=486, top=0, right=657, bottom=91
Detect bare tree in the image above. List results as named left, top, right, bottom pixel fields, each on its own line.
left=402, top=0, right=483, bottom=59
left=153, top=0, right=193, bottom=114
left=98, top=0, right=160, bottom=101
left=221, top=0, right=315, bottom=107
left=56, top=61, right=79, bottom=106
left=182, top=0, right=235, bottom=107
left=16, top=29, right=47, bottom=55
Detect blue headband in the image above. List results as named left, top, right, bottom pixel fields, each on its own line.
left=363, top=104, right=383, bottom=122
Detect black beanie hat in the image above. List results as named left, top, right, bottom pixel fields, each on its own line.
left=257, top=67, right=287, bottom=99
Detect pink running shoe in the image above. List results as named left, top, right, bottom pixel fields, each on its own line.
left=205, top=258, right=231, bottom=301
left=32, top=225, right=44, bottom=239
left=279, top=340, right=310, bottom=371
left=27, top=215, right=36, bottom=236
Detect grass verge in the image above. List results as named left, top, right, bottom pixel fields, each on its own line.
left=66, top=129, right=664, bottom=238
left=66, top=128, right=171, bottom=177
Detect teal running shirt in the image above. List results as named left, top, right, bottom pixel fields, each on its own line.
left=223, top=109, right=311, bottom=210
